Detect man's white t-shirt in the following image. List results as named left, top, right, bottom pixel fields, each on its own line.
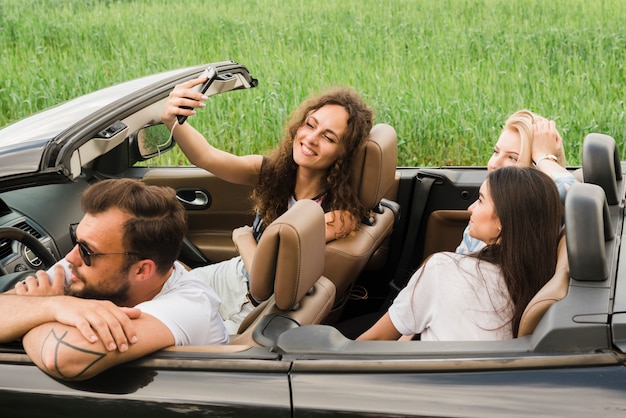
left=50, top=260, right=229, bottom=345
left=136, top=262, right=229, bottom=345
left=389, top=252, right=513, bottom=341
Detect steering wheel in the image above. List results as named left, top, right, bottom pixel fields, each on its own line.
left=0, top=226, right=58, bottom=292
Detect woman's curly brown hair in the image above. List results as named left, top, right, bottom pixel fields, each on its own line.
left=252, top=87, right=374, bottom=228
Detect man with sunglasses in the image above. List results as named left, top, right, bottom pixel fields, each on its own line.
left=0, top=179, right=229, bottom=380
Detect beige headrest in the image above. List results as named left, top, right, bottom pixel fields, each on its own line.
left=249, top=199, right=326, bottom=310
left=352, top=124, right=398, bottom=209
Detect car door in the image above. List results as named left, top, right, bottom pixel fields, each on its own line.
left=0, top=346, right=292, bottom=417
left=278, top=326, right=626, bottom=418
left=142, top=167, right=255, bottom=266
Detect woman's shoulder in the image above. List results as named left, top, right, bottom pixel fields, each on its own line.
left=426, top=252, right=500, bottom=275
left=420, top=252, right=467, bottom=274
left=427, top=251, right=467, bottom=265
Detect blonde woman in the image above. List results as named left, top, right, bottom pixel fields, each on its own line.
left=457, top=110, right=577, bottom=254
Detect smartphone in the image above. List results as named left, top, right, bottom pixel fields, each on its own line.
left=46, top=258, right=73, bottom=286
left=176, top=65, right=218, bottom=125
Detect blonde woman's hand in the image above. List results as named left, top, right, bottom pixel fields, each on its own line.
left=531, top=119, right=563, bottom=163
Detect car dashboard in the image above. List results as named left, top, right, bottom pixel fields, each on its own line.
left=0, top=181, right=88, bottom=276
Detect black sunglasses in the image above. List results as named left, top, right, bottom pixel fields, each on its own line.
left=69, top=223, right=144, bottom=267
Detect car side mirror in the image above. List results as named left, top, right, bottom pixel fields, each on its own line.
left=135, top=124, right=175, bottom=159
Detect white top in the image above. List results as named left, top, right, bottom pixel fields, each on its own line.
left=135, top=262, right=229, bottom=345
left=51, top=260, right=229, bottom=345
left=389, top=252, right=513, bottom=341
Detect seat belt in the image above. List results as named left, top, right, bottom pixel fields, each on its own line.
left=386, top=175, right=435, bottom=304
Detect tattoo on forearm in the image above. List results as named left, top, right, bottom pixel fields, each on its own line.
left=41, top=329, right=106, bottom=380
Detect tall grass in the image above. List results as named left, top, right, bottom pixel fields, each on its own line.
left=1, top=0, right=624, bottom=166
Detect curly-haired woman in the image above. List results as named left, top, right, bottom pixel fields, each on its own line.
left=161, top=80, right=373, bottom=333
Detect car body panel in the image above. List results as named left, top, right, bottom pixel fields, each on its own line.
left=290, top=365, right=626, bottom=417
left=0, top=366, right=291, bottom=417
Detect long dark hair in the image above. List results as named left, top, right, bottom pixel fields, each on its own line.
left=479, top=166, right=562, bottom=335
left=252, top=87, right=373, bottom=227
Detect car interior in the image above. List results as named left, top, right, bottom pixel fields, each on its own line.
left=0, top=64, right=624, bottom=364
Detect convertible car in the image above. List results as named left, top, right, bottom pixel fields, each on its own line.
left=1, top=61, right=625, bottom=417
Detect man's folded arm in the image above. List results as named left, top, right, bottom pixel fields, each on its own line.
left=23, top=312, right=174, bottom=381
left=0, top=295, right=61, bottom=343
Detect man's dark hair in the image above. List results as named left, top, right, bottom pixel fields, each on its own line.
left=81, top=179, right=187, bottom=274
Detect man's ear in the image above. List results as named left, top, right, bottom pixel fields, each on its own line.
left=132, top=259, right=157, bottom=281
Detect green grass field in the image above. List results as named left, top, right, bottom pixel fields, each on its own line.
left=1, top=0, right=624, bottom=166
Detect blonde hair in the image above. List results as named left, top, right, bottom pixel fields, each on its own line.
left=503, top=110, right=567, bottom=167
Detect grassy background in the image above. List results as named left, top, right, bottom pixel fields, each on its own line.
left=1, top=0, right=624, bottom=166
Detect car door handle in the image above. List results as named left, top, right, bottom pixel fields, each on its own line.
left=176, top=188, right=212, bottom=210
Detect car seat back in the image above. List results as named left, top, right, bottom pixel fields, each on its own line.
left=518, top=180, right=617, bottom=338
left=351, top=123, right=398, bottom=211
left=323, top=123, right=398, bottom=319
left=422, top=210, right=470, bottom=258
left=231, top=199, right=335, bottom=346
left=565, top=182, right=614, bottom=282
left=582, top=133, right=622, bottom=205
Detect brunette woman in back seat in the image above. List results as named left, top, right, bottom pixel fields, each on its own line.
left=358, top=166, right=562, bottom=341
